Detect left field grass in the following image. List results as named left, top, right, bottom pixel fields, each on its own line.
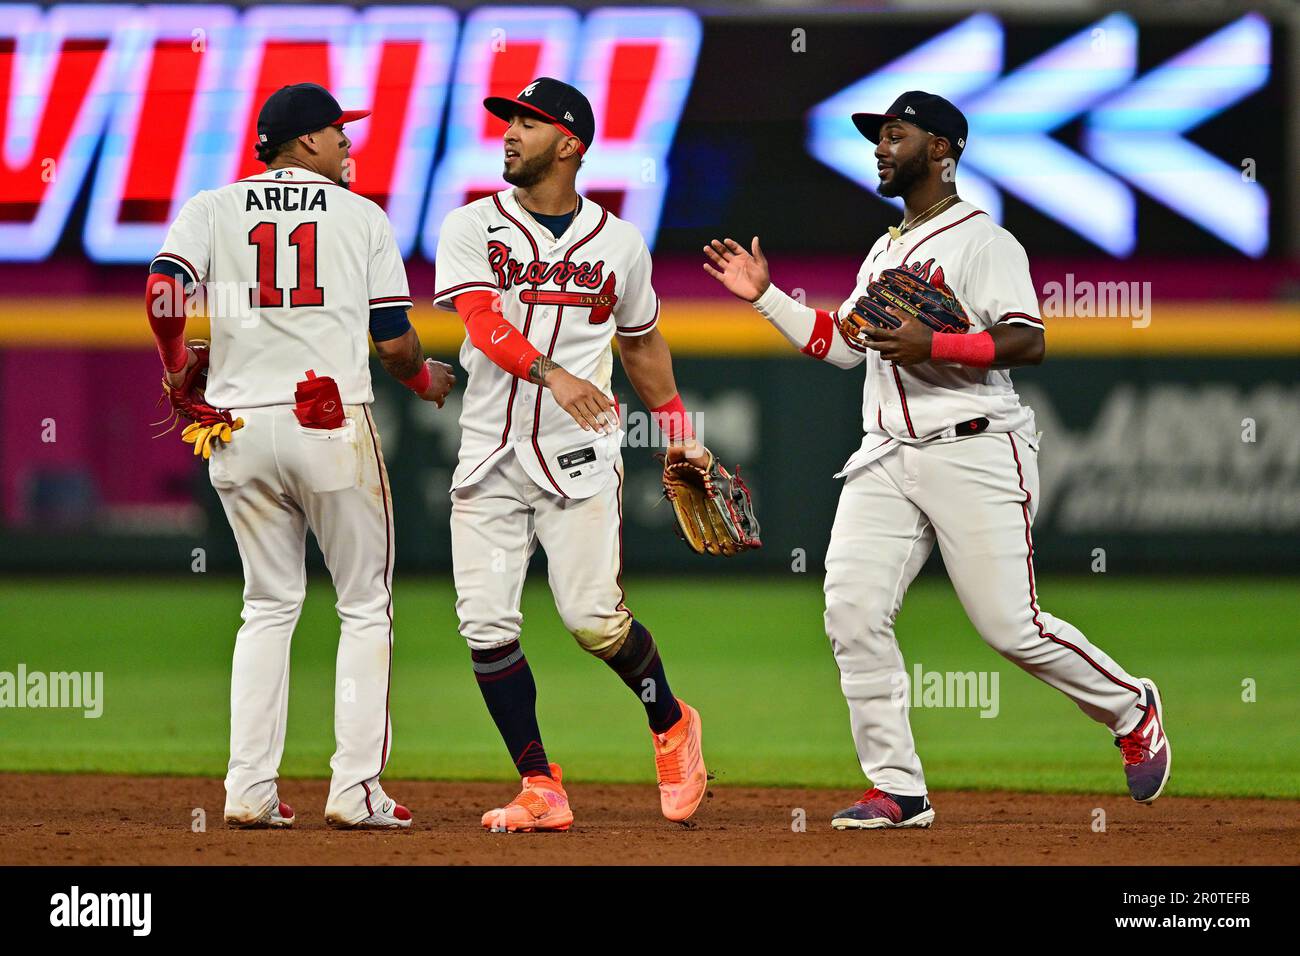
left=0, top=575, right=1297, bottom=798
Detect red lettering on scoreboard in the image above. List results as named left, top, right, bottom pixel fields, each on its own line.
left=0, top=38, right=108, bottom=221
left=120, top=40, right=204, bottom=224
left=236, top=40, right=332, bottom=181
left=0, top=5, right=701, bottom=262
left=480, top=42, right=544, bottom=139
left=602, top=43, right=659, bottom=142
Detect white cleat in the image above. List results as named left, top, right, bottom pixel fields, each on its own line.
left=226, top=800, right=296, bottom=829
left=326, top=796, right=413, bottom=830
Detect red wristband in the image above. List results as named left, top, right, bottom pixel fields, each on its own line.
left=651, top=393, right=694, bottom=442
left=801, top=309, right=836, bottom=360
left=931, top=330, right=995, bottom=368
left=401, top=362, right=432, bottom=394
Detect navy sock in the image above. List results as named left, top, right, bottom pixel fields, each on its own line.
left=604, top=620, right=683, bottom=734
left=886, top=792, right=930, bottom=816
left=471, top=641, right=551, bottom=778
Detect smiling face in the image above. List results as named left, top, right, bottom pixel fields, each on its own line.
left=874, top=119, right=947, bottom=199
left=502, top=111, right=574, bottom=187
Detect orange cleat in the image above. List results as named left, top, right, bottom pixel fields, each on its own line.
left=652, top=699, right=707, bottom=822
left=481, top=763, right=574, bottom=832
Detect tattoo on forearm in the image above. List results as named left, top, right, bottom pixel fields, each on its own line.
left=529, top=356, right=561, bottom=385
left=381, top=336, right=423, bottom=382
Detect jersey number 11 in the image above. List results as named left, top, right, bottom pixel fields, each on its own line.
left=247, top=221, right=325, bottom=309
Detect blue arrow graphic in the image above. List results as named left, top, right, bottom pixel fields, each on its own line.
left=1084, top=14, right=1271, bottom=256
left=959, top=14, right=1138, bottom=255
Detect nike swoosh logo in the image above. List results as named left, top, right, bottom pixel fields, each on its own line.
left=487, top=225, right=509, bottom=233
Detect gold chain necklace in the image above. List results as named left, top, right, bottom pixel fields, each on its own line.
left=889, top=194, right=960, bottom=241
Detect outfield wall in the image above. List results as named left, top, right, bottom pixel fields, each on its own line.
left=2, top=302, right=1295, bottom=574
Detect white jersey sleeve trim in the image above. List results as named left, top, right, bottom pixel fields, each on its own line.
left=997, top=312, right=1045, bottom=328
left=369, top=295, right=415, bottom=309
left=615, top=296, right=659, bottom=336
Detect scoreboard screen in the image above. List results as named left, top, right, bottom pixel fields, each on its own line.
left=0, top=5, right=1285, bottom=262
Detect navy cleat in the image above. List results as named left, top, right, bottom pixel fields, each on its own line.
left=1115, top=678, right=1171, bottom=804
left=831, top=788, right=935, bottom=830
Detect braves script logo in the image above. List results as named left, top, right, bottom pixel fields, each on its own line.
left=487, top=240, right=607, bottom=291
left=487, top=240, right=618, bottom=323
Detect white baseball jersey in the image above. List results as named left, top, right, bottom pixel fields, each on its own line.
left=153, top=167, right=413, bottom=408
left=835, top=200, right=1042, bottom=476
left=434, top=189, right=659, bottom=499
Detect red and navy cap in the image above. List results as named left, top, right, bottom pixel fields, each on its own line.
left=852, top=91, right=968, bottom=157
left=257, top=82, right=371, bottom=151
left=484, top=77, right=595, bottom=154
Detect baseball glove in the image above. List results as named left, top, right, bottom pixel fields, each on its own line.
left=838, top=267, right=970, bottom=349
left=155, top=340, right=244, bottom=459
left=660, top=443, right=761, bottom=556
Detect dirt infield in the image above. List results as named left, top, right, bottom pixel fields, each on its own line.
left=2, top=774, right=1296, bottom=866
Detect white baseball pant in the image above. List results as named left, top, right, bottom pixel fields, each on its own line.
left=450, top=449, right=632, bottom=657
left=209, top=403, right=397, bottom=824
left=824, top=431, right=1147, bottom=796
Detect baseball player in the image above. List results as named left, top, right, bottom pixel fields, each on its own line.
left=704, top=91, right=1170, bottom=829
left=146, top=83, right=455, bottom=830
left=433, top=78, right=708, bottom=831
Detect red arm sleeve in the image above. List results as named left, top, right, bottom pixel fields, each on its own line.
left=146, top=272, right=188, bottom=372
left=456, top=290, right=543, bottom=381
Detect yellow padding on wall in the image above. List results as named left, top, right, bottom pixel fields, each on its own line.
left=1, top=298, right=1297, bottom=356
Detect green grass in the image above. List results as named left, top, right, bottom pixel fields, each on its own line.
left=0, top=576, right=1296, bottom=798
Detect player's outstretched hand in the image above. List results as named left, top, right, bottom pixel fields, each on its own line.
left=702, top=236, right=770, bottom=302
left=544, top=367, right=616, bottom=433
left=862, top=308, right=934, bottom=367
left=417, top=359, right=457, bottom=407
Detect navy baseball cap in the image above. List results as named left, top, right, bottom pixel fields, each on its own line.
left=484, top=77, right=595, bottom=154
left=257, top=82, right=371, bottom=151
left=853, top=91, right=968, bottom=157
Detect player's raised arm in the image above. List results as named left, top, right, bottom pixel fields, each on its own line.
left=703, top=236, right=865, bottom=370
